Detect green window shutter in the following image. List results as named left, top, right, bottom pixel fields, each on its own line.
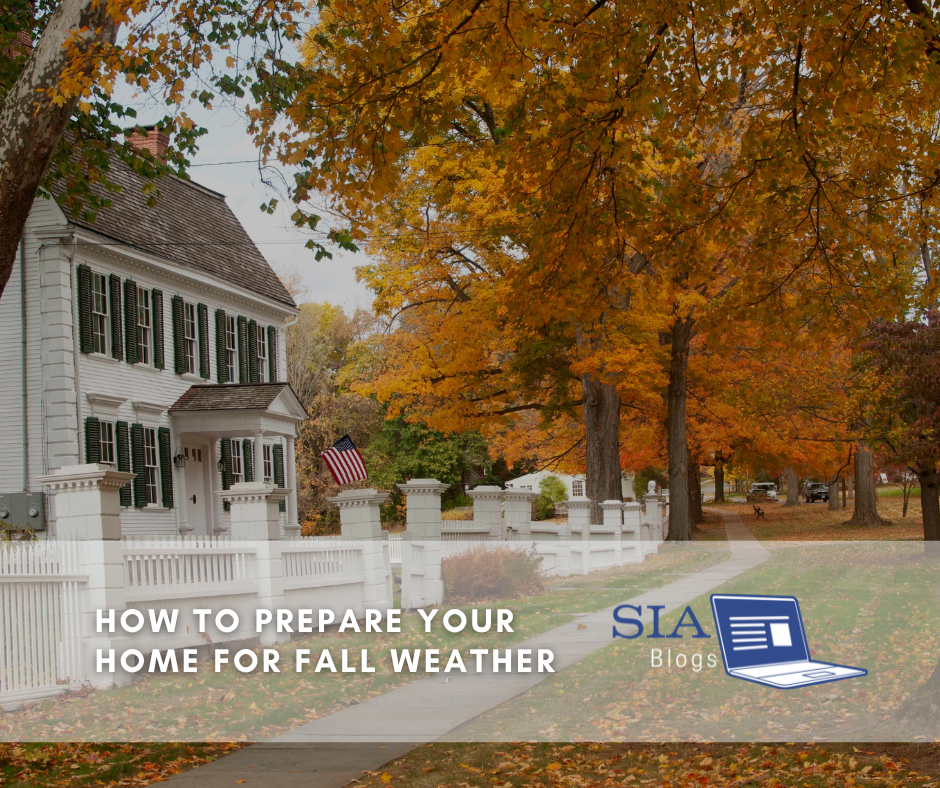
left=197, top=303, right=210, bottom=378
left=215, top=309, right=228, bottom=383
left=116, top=421, right=132, bottom=507
left=220, top=439, right=233, bottom=490
left=243, top=439, right=254, bottom=482
left=76, top=265, right=94, bottom=354
left=157, top=427, right=174, bottom=508
left=108, top=274, right=123, bottom=360
left=267, top=326, right=278, bottom=381
left=247, top=319, right=259, bottom=383
left=220, top=438, right=233, bottom=512
left=84, top=417, right=101, bottom=464
left=152, top=289, right=165, bottom=369
left=172, top=295, right=186, bottom=374
left=273, top=444, right=286, bottom=512
left=124, top=279, right=139, bottom=364
left=237, top=316, right=248, bottom=383
left=130, top=423, right=147, bottom=508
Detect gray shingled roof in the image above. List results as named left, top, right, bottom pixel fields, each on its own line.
left=52, top=156, right=296, bottom=308
left=170, top=383, right=307, bottom=415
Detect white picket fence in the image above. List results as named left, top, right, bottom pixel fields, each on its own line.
left=0, top=541, right=86, bottom=707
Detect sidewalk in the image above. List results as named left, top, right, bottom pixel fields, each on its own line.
left=163, top=510, right=767, bottom=786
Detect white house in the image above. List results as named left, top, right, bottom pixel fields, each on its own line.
left=505, top=470, right=636, bottom=500
left=0, top=129, right=307, bottom=537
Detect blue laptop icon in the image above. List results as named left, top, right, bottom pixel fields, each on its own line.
left=711, top=594, right=867, bottom=689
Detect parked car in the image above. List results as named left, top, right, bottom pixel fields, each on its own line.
left=805, top=482, right=829, bottom=503
left=746, top=482, right=778, bottom=502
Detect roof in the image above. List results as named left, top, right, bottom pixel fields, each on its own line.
left=51, top=155, right=296, bottom=308
left=169, top=383, right=308, bottom=417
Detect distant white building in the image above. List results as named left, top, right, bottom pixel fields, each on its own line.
left=505, top=470, right=635, bottom=500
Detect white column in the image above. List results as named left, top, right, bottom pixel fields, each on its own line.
left=253, top=431, right=265, bottom=483
left=397, top=478, right=449, bottom=608
left=622, top=501, right=642, bottom=563
left=644, top=479, right=663, bottom=550
left=38, top=464, right=137, bottom=688
left=566, top=497, right=593, bottom=575
left=600, top=499, right=624, bottom=566
left=223, top=481, right=288, bottom=645
left=468, top=485, right=504, bottom=539
left=285, top=435, right=300, bottom=537
left=329, top=489, right=393, bottom=612
left=174, top=451, right=191, bottom=534
left=503, top=489, right=536, bottom=539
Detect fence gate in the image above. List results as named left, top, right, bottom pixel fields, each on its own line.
left=0, top=541, right=86, bottom=708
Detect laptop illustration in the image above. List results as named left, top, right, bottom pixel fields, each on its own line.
left=711, top=594, right=867, bottom=689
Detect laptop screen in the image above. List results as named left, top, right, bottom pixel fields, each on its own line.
left=711, top=595, right=810, bottom=669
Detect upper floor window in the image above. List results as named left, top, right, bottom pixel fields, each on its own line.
left=572, top=479, right=585, bottom=497
left=183, top=302, right=197, bottom=375
left=263, top=443, right=273, bottom=482
left=143, top=427, right=160, bottom=505
left=91, top=272, right=109, bottom=354
left=257, top=324, right=268, bottom=383
left=99, top=421, right=115, bottom=465
left=137, top=287, right=152, bottom=366
left=225, top=315, right=237, bottom=382
left=231, top=438, right=244, bottom=484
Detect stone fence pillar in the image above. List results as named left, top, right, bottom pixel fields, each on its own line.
left=503, top=489, right=536, bottom=539
left=622, top=501, right=642, bottom=562
left=469, top=485, right=504, bottom=539
left=224, top=482, right=288, bottom=645
left=566, top=497, right=593, bottom=575
left=600, top=500, right=624, bottom=566
left=38, top=464, right=135, bottom=689
left=643, top=489, right=663, bottom=548
left=397, top=478, right=449, bottom=608
left=329, top=488, right=393, bottom=612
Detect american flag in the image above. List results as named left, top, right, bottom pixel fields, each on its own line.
left=319, top=435, right=368, bottom=485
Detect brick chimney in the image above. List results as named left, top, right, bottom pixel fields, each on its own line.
left=128, top=125, right=170, bottom=159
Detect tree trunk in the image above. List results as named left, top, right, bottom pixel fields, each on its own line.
left=0, top=0, right=118, bottom=300
left=918, top=465, right=940, bottom=549
left=581, top=373, right=621, bottom=524
left=828, top=480, right=840, bottom=511
left=895, top=651, right=940, bottom=735
left=714, top=459, right=725, bottom=503
left=665, top=317, right=694, bottom=541
left=688, top=456, right=703, bottom=524
left=784, top=466, right=800, bottom=506
left=842, top=476, right=847, bottom=508
left=846, top=444, right=889, bottom=526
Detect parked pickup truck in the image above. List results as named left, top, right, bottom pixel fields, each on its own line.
left=747, top=482, right=778, bottom=502
left=805, top=482, right=830, bottom=503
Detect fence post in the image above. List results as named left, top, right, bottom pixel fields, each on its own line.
left=643, top=481, right=663, bottom=548
left=38, top=464, right=136, bottom=689
left=397, top=478, right=449, bottom=609
left=468, top=485, right=504, bottom=540
left=621, top=501, right=642, bottom=563
left=328, top=488, right=393, bottom=612
left=503, top=489, right=536, bottom=539
left=224, top=481, right=288, bottom=645
left=600, top=500, right=624, bottom=566
left=566, top=497, right=593, bottom=575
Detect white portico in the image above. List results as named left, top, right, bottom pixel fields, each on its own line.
left=168, top=383, right=307, bottom=536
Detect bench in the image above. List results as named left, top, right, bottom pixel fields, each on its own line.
left=752, top=505, right=765, bottom=520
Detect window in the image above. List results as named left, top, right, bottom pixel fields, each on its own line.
left=225, top=315, right=237, bottom=382
left=572, top=479, right=585, bottom=497
left=91, top=272, right=109, bottom=354
left=257, top=324, right=268, bottom=382
left=137, top=287, right=151, bottom=365
left=263, top=443, right=273, bottom=482
left=183, top=302, right=197, bottom=374
left=99, top=421, right=115, bottom=465
left=143, top=427, right=159, bottom=505
left=231, top=438, right=244, bottom=484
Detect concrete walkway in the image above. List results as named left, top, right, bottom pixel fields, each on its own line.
left=164, top=510, right=767, bottom=786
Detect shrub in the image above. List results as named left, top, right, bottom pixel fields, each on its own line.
left=534, top=475, right=568, bottom=520
left=443, top=546, right=545, bottom=603
left=442, top=508, right=473, bottom=521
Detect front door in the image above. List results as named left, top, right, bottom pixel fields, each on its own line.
left=183, top=444, right=209, bottom=535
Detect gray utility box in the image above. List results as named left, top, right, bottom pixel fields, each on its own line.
left=0, top=491, right=47, bottom=531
